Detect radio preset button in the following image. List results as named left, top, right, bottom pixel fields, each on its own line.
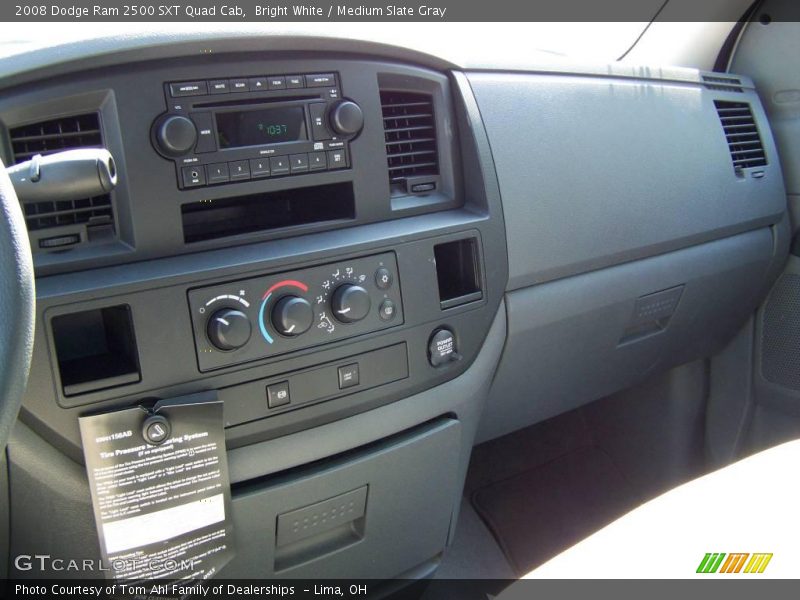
left=286, top=75, right=305, bottom=89
left=181, top=165, right=206, bottom=188
left=290, top=153, right=309, bottom=173
left=230, top=78, right=249, bottom=92
left=250, top=158, right=270, bottom=178
left=327, top=149, right=347, bottom=170
left=306, top=73, right=336, bottom=88
left=208, top=80, right=230, bottom=94
left=207, top=163, right=230, bottom=184
left=229, top=160, right=251, bottom=181
left=169, top=81, right=207, bottom=97
left=248, top=77, right=268, bottom=92
left=308, top=152, right=327, bottom=171
left=268, top=76, right=286, bottom=90
left=270, top=156, right=290, bottom=176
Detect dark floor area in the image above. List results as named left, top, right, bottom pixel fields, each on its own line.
left=464, top=360, right=708, bottom=575
left=472, top=445, right=640, bottom=573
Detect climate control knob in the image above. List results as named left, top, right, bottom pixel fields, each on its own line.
left=207, top=308, right=251, bottom=351
left=154, top=115, right=197, bottom=157
left=271, top=295, right=314, bottom=337
left=331, top=284, right=371, bottom=323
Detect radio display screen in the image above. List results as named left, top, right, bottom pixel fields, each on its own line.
left=215, top=106, right=307, bottom=148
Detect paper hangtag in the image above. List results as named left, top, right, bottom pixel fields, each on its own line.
left=79, top=396, right=234, bottom=581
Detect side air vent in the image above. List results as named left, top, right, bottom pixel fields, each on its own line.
left=380, top=90, right=439, bottom=193
left=23, top=194, right=113, bottom=232
left=8, top=112, right=116, bottom=251
left=714, top=100, right=767, bottom=172
left=703, top=75, right=743, bottom=93
left=9, top=113, right=102, bottom=164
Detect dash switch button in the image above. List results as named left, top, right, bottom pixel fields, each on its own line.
left=338, top=363, right=359, bottom=389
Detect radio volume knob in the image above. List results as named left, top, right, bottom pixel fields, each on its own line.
left=331, top=284, right=371, bottom=323
left=329, top=101, right=364, bottom=136
left=271, top=296, right=314, bottom=337
left=155, top=115, right=197, bottom=157
left=207, top=308, right=251, bottom=351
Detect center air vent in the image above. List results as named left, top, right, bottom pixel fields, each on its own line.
left=9, top=113, right=102, bottom=164
left=380, top=90, right=439, bottom=193
left=714, top=100, right=767, bottom=172
left=7, top=112, right=115, bottom=251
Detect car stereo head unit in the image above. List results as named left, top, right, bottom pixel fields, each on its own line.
left=151, top=72, right=364, bottom=190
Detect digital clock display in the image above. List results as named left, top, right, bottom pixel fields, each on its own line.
left=216, top=106, right=307, bottom=148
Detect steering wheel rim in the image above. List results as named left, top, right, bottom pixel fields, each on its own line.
left=0, top=157, right=35, bottom=450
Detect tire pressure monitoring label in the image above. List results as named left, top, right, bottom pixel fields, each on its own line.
left=79, top=398, right=234, bottom=582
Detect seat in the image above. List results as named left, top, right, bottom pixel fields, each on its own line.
left=499, top=439, right=800, bottom=582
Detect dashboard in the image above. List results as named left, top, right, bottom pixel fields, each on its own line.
left=0, top=32, right=789, bottom=581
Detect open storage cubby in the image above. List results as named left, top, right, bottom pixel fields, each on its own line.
left=434, top=237, right=483, bottom=309
left=181, top=182, right=355, bottom=243
left=51, top=305, right=141, bottom=396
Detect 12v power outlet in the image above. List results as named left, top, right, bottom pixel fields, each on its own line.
left=429, top=328, right=460, bottom=367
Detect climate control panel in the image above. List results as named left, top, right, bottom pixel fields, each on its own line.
left=187, top=253, right=403, bottom=371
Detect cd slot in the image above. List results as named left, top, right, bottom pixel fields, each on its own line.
left=181, top=181, right=355, bottom=243
left=194, top=94, right=320, bottom=109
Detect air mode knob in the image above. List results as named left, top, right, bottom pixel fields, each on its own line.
left=331, top=284, right=371, bottom=323
left=154, top=115, right=197, bottom=157
left=271, top=295, right=314, bottom=337
left=329, top=101, right=364, bottom=136
left=207, top=308, right=251, bottom=351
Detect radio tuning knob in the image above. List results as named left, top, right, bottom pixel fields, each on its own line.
left=331, top=284, right=371, bottom=323
left=271, top=296, right=314, bottom=337
left=329, top=101, right=364, bottom=136
left=154, top=115, right=197, bottom=157
left=207, top=308, right=251, bottom=351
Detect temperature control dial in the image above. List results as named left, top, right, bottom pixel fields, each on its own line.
left=207, top=308, right=251, bottom=351
left=272, top=295, right=314, bottom=337
left=331, top=284, right=371, bottom=323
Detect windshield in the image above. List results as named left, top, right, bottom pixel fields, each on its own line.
left=0, top=22, right=650, bottom=62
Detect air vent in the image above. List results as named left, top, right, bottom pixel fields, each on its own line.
left=23, top=194, right=113, bottom=232
left=703, top=75, right=743, bottom=93
left=714, top=100, right=767, bottom=171
left=9, top=113, right=102, bottom=164
left=8, top=112, right=116, bottom=250
left=380, top=90, right=439, bottom=191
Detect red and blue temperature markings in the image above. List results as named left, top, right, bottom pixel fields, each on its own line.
left=258, top=279, right=309, bottom=343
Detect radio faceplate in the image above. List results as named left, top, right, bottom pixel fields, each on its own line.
left=153, top=72, right=363, bottom=189
left=187, top=252, right=403, bottom=372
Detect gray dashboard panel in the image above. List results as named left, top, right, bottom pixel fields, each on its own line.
left=467, top=71, right=787, bottom=290
left=479, top=228, right=777, bottom=443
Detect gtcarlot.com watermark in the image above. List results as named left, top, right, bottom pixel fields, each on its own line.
left=14, top=553, right=196, bottom=573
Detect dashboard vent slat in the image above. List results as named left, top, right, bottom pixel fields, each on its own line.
left=24, top=194, right=113, bottom=232
left=9, top=113, right=103, bottom=165
left=8, top=112, right=115, bottom=247
left=380, top=90, right=439, bottom=189
left=714, top=100, right=767, bottom=172
left=703, top=74, right=744, bottom=92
